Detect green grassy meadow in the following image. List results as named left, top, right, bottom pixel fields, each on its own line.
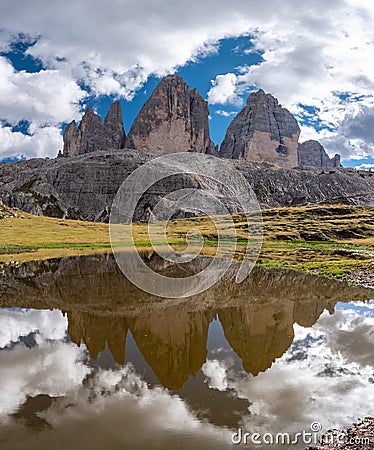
left=1, top=201, right=373, bottom=283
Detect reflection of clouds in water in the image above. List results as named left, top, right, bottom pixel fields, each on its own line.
left=202, top=304, right=374, bottom=434
left=1, top=364, right=230, bottom=450
left=0, top=309, right=67, bottom=348
left=202, top=360, right=228, bottom=391
left=350, top=300, right=374, bottom=312
left=0, top=309, right=230, bottom=449
left=0, top=302, right=373, bottom=448
left=0, top=342, right=90, bottom=417
left=315, top=306, right=374, bottom=367
left=45, top=367, right=229, bottom=446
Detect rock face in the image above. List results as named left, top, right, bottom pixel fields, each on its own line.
left=126, top=75, right=217, bottom=155
left=298, top=140, right=341, bottom=168
left=0, top=150, right=373, bottom=222
left=220, top=89, right=300, bottom=168
left=63, top=101, right=126, bottom=157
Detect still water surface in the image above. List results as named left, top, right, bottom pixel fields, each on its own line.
left=0, top=253, right=373, bottom=449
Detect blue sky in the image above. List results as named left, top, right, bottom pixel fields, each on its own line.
left=1, top=0, right=374, bottom=169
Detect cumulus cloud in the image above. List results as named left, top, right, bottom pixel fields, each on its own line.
left=0, top=55, right=84, bottom=158
left=0, top=354, right=230, bottom=449
left=0, top=307, right=229, bottom=448
left=207, top=73, right=242, bottom=105
left=0, top=301, right=373, bottom=447
left=206, top=2, right=374, bottom=159
left=202, top=360, right=228, bottom=391
left=333, top=105, right=374, bottom=157
left=299, top=125, right=322, bottom=144
left=0, top=123, right=63, bottom=159
left=343, top=108, right=374, bottom=144
left=0, top=57, right=85, bottom=126
left=1, top=0, right=374, bottom=159
left=298, top=101, right=374, bottom=159
left=0, top=308, right=87, bottom=417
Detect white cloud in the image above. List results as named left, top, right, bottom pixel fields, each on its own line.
left=0, top=354, right=230, bottom=449
left=0, top=301, right=373, bottom=447
left=208, top=73, right=242, bottom=105
left=355, top=163, right=374, bottom=171
left=0, top=57, right=85, bottom=126
left=0, top=307, right=229, bottom=448
left=299, top=125, right=322, bottom=144
left=0, top=0, right=374, bottom=159
left=0, top=309, right=87, bottom=417
left=0, top=55, right=84, bottom=158
left=219, top=305, right=374, bottom=435
left=215, top=109, right=237, bottom=117
left=0, top=122, right=63, bottom=159
left=206, top=2, right=374, bottom=159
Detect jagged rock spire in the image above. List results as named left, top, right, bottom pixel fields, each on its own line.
left=63, top=101, right=126, bottom=157
left=104, top=101, right=126, bottom=150
left=126, top=75, right=217, bottom=155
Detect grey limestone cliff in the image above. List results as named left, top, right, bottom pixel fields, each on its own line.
left=220, top=89, right=300, bottom=168
left=126, top=75, right=217, bottom=155
left=62, top=101, right=126, bottom=157
left=0, top=150, right=373, bottom=222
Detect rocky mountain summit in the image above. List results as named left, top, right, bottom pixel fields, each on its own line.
left=61, top=75, right=340, bottom=169
left=126, top=75, right=217, bottom=156
left=62, top=101, right=126, bottom=157
left=220, top=89, right=301, bottom=168
left=220, top=90, right=341, bottom=169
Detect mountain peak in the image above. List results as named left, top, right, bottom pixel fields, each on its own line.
left=126, top=75, right=216, bottom=155
left=221, top=90, right=300, bottom=167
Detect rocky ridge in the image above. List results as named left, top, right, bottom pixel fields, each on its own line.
left=0, top=149, right=372, bottom=222
left=1, top=75, right=364, bottom=221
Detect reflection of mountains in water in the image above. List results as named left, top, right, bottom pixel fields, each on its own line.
left=0, top=253, right=373, bottom=389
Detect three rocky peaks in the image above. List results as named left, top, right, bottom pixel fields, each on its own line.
left=62, top=75, right=340, bottom=169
